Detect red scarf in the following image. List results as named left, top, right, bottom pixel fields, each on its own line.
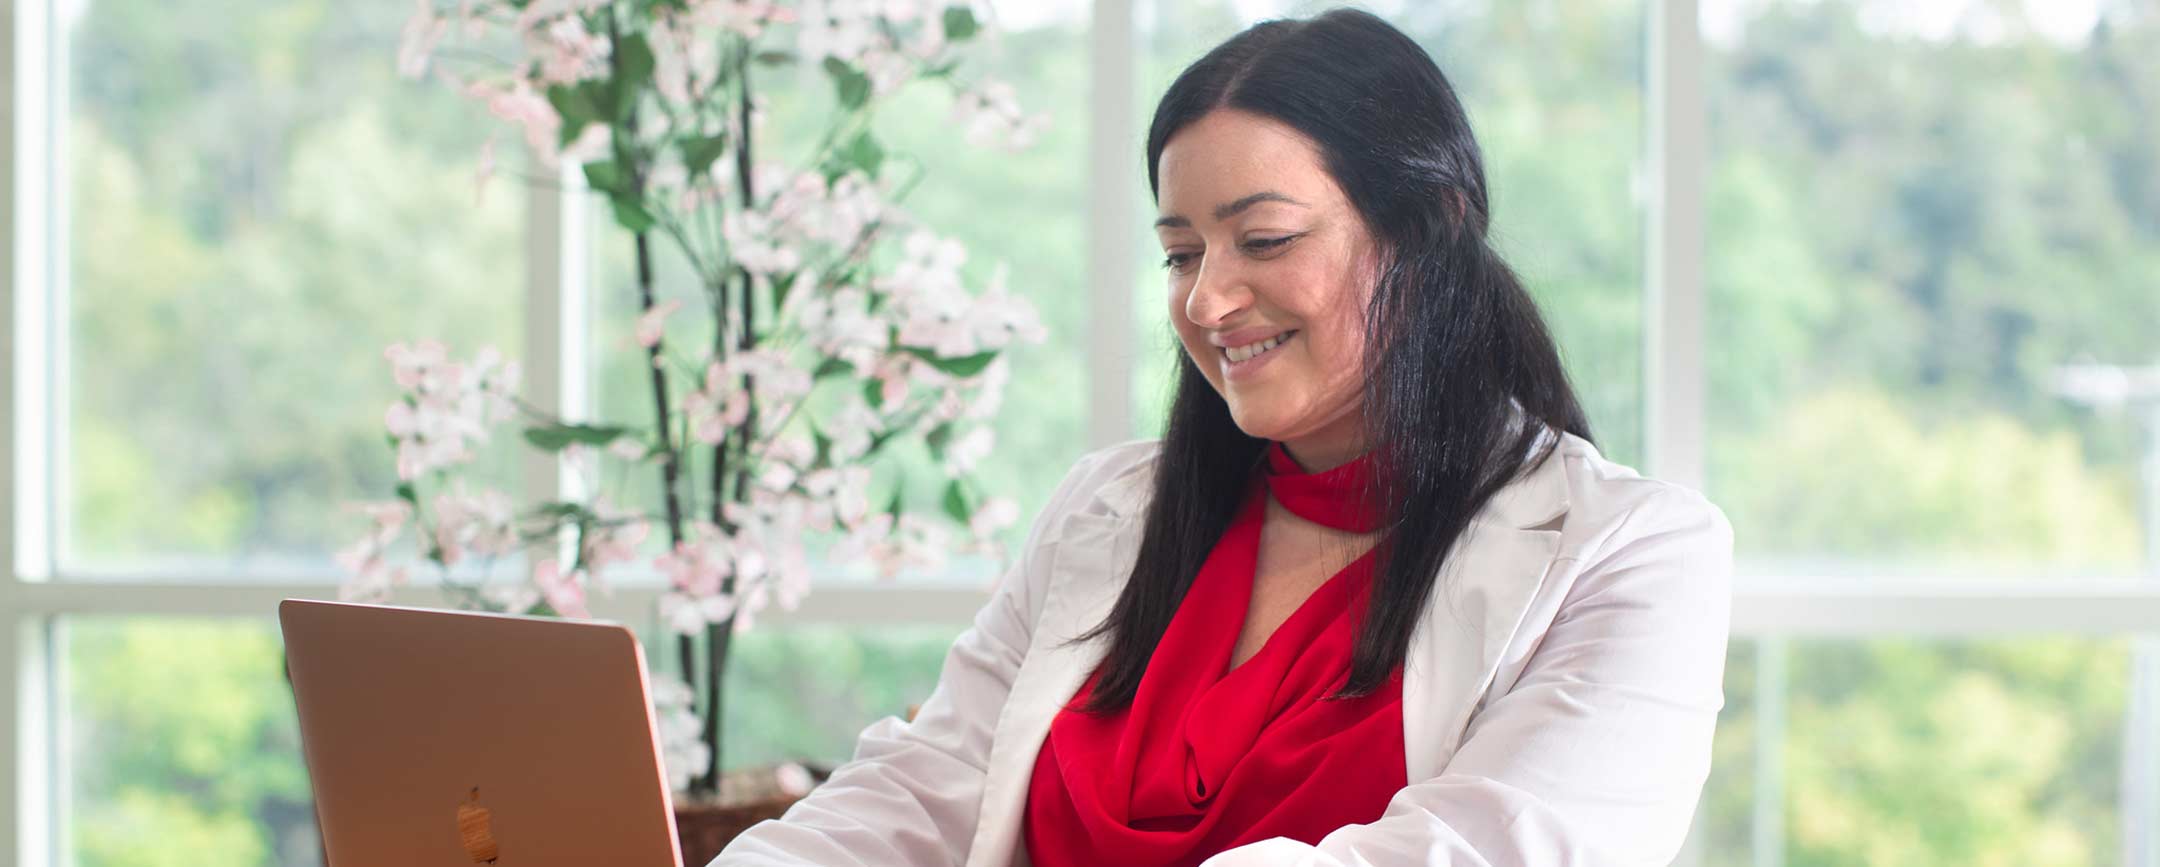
left=1022, top=441, right=1406, bottom=866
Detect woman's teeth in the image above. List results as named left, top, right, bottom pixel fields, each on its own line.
left=1224, top=330, right=1295, bottom=363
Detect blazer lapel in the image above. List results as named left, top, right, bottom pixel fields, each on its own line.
left=965, top=474, right=1147, bottom=867
left=1402, top=427, right=1572, bottom=780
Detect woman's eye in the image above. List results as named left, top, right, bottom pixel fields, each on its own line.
left=1160, top=236, right=1295, bottom=272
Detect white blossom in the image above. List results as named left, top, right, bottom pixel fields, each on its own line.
left=649, top=670, right=711, bottom=792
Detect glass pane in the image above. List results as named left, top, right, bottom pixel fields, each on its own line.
left=59, top=615, right=960, bottom=866
left=1699, top=636, right=2136, bottom=864
left=714, top=623, right=962, bottom=767
left=586, top=2, right=1092, bottom=583
left=1130, top=0, right=1649, bottom=468
left=63, top=617, right=319, bottom=867
left=1702, top=0, right=2160, bottom=578
left=63, top=1, right=523, bottom=575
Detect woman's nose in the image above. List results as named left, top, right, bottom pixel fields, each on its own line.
left=1183, top=260, right=1253, bottom=327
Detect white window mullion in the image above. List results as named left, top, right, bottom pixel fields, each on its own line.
left=522, top=166, right=587, bottom=519
left=2127, top=408, right=2160, bottom=867
left=4, top=620, right=53, bottom=867
left=4, top=0, right=58, bottom=862
left=1085, top=0, right=1135, bottom=450
left=1645, top=0, right=1706, bottom=493
left=1752, top=636, right=1788, bottom=867
left=1649, top=3, right=1712, bottom=859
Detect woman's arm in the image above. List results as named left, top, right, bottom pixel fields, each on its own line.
left=712, top=443, right=1146, bottom=867
left=1200, top=484, right=1735, bottom=867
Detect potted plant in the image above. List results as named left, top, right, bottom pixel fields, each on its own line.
left=339, top=0, right=1047, bottom=859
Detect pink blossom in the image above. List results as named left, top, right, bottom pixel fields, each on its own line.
left=607, top=437, right=650, bottom=462
left=952, top=79, right=1050, bottom=152
left=474, top=135, right=498, bottom=206
left=533, top=14, right=609, bottom=85
left=795, top=0, right=878, bottom=64
left=465, top=77, right=561, bottom=163
left=635, top=299, right=682, bottom=348
left=532, top=557, right=592, bottom=619
left=397, top=0, right=450, bottom=79
left=335, top=537, right=411, bottom=602
left=430, top=484, right=517, bottom=567
left=385, top=340, right=449, bottom=389
left=654, top=522, right=733, bottom=597
left=580, top=500, right=651, bottom=582
left=649, top=670, right=710, bottom=791
left=721, top=210, right=804, bottom=275
left=659, top=590, right=737, bottom=635
left=685, top=0, right=792, bottom=40
left=943, top=426, right=994, bottom=476
left=970, top=496, right=1019, bottom=538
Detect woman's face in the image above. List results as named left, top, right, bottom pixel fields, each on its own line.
left=1154, top=108, right=1381, bottom=465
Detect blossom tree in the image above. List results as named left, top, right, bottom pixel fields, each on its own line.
left=342, top=0, right=1048, bottom=802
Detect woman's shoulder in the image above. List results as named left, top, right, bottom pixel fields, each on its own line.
left=1024, top=438, right=1164, bottom=538
left=1068, top=437, right=1165, bottom=487
left=1543, top=429, right=1733, bottom=572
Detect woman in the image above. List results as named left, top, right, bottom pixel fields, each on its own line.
left=718, top=7, right=1731, bottom=866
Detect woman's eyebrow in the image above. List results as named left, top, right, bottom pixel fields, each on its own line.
left=1153, top=190, right=1309, bottom=229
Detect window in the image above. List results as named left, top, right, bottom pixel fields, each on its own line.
left=1703, top=0, right=2157, bottom=581
left=57, top=0, right=524, bottom=577
left=8, top=1, right=2158, bottom=864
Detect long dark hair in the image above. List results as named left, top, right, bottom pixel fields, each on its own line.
left=1069, top=7, right=1593, bottom=714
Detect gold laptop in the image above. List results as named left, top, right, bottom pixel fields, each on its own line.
left=279, top=599, right=683, bottom=866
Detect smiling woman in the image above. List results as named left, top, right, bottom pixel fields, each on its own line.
left=716, top=7, right=1730, bottom=867
left=1153, top=118, right=1382, bottom=468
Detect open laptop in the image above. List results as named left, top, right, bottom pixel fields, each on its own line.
left=279, top=598, right=683, bottom=866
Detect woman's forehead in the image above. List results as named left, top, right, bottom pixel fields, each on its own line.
left=1157, top=111, right=1339, bottom=222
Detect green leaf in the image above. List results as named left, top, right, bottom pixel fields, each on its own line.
left=822, top=57, right=871, bottom=110
left=546, top=83, right=597, bottom=146
left=615, top=32, right=656, bottom=87
left=611, top=33, right=655, bottom=120
left=835, top=130, right=884, bottom=179
left=583, top=159, right=627, bottom=195
left=771, top=270, right=800, bottom=309
left=578, top=78, right=622, bottom=126
left=924, top=422, right=953, bottom=459
left=942, top=6, right=979, bottom=41
left=752, top=50, right=796, bottom=66
left=902, top=346, right=997, bottom=378
left=531, top=500, right=594, bottom=522
left=394, top=482, right=418, bottom=505
left=942, top=479, right=971, bottom=523
left=862, top=376, right=885, bottom=409
left=610, top=197, right=657, bottom=233
left=523, top=422, right=633, bottom=452
left=680, top=133, right=729, bottom=177
left=812, top=428, right=833, bottom=466
left=813, top=357, right=853, bottom=380
left=886, top=475, right=904, bottom=518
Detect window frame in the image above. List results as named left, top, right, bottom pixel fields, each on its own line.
left=2, top=1, right=2156, bottom=865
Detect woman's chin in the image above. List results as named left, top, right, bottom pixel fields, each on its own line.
left=1223, top=403, right=1294, bottom=442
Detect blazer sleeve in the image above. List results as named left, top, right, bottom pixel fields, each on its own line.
left=711, top=443, right=1141, bottom=867
left=1199, top=484, right=1735, bottom=867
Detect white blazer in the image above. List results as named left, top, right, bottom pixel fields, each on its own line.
left=715, top=425, right=1733, bottom=867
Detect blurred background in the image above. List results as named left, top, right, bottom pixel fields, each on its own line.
left=4, top=0, right=2159, bottom=864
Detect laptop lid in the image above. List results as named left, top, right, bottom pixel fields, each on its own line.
left=279, top=599, right=682, bottom=866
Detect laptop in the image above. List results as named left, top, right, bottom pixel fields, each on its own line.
left=279, top=598, right=683, bottom=866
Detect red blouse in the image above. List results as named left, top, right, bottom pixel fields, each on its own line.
left=1021, top=441, right=1407, bottom=866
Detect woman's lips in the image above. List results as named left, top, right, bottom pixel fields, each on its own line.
left=1220, top=329, right=1297, bottom=381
